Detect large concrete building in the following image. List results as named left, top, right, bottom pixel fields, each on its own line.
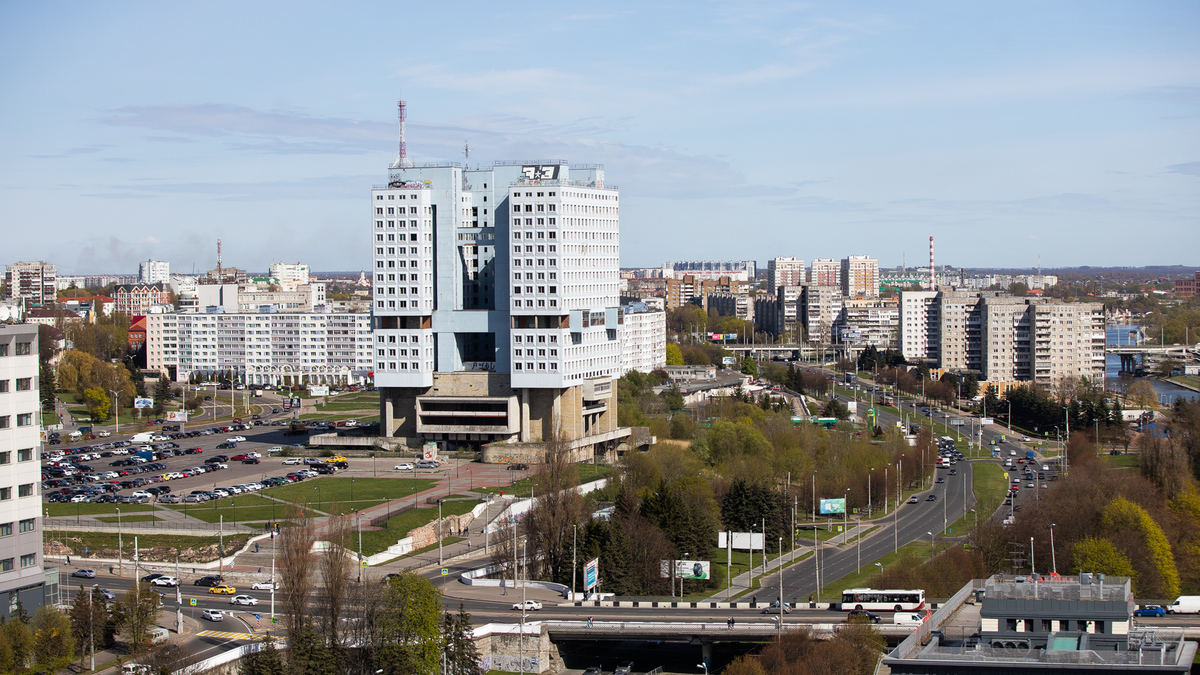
left=268, top=263, right=312, bottom=291
left=138, top=260, right=171, bottom=285
left=899, top=291, right=1105, bottom=386
left=660, top=260, right=755, bottom=282
left=809, top=258, right=840, bottom=287
left=3, top=262, right=56, bottom=308
left=833, top=298, right=899, bottom=348
left=800, top=285, right=844, bottom=343
left=766, top=257, right=805, bottom=294
left=841, top=255, right=879, bottom=298
left=619, top=302, right=666, bottom=375
left=372, top=143, right=628, bottom=460
left=114, top=283, right=172, bottom=315
left=0, top=324, right=48, bottom=618
left=145, top=311, right=374, bottom=385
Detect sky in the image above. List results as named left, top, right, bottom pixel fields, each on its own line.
left=1, top=1, right=1197, bottom=276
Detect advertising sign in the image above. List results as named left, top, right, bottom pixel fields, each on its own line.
left=422, top=442, right=438, bottom=461
left=309, top=385, right=330, bottom=397
left=134, top=397, right=154, bottom=409
left=166, top=411, right=188, bottom=423
left=722, top=356, right=737, bottom=366
left=717, top=532, right=764, bottom=551
left=660, top=560, right=711, bottom=580
left=584, top=558, right=599, bottom=590
left=846, top=401, right=858, bottom=413
left=820, top=498, right=847, bottom=515
left=981, top=417, right=994, bottom=425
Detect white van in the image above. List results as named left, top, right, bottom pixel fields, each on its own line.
left=130, top=432, right=154, bottom=444
left=893, top=612, right=923, bottom=626
left=1167, top=596, right=1200, bottom=614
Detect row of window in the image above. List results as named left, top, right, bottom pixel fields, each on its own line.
left=0, top=520, right=36, bottom=536
left=513, top=203, right=557, bottom=213
left=513, top=362, right=557, bottom=371
left=0, top=485, right=36, bottom=499
left=0, top=450, right=34, bottom=463
left=0, top=414, right=34, bottom=429
left=375, top=219, right=421, bottom=228
left=377, top=206, right=422, bottom=215
left=0, top=343, right=32, bottom=357
left=514, top=228, right=557, bottom=238
left=0, top=554, right=37, bottom=571
left=0, top=378, right=32, bottom=392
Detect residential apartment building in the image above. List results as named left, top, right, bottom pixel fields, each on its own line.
left=138, top=260, right=171, bottom=285
left=755, top=285, right=804, bottom=341
left=766, top=257, right=805, bottom=293
left=706, top=291, right=755, bottom=323
left=0, top=325, right=47, bottom=618
left=619, top=302, right=666, bottom=374
left=664, top=275, right=750, bottom=310
left=898, top=291, right=939, bottom=362
left=810, top=258, right=840, bottom=287
left=3, top=262, right=56, bottom=308
left=145, top=311, right=373, bottom=385
left=841, top=255, right=879, bottom=298
left=114, top=283, right=172, bottom=315
left=800, top=285, right=844, bottom=343
left=268, top=263, right=311, bottom=291
left=833, top=298, right=899, bottom=348
left=373, top=150, right=627, bottom=458
left=661, top=260, right=755, bottom=282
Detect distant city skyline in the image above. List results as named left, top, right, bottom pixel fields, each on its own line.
left=1, top=2, right=1197, bottom=274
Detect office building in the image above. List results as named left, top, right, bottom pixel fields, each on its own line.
left=114, top=283, right=172, bottom=315
left=619, top=302, right=666, bottom=375
left=766, top=257, right=805, bottom=293
left=661, top=260, right=755, bottom=282
left=0, top=324, right=48, bottom=618
left=372, top=135, right=627, bottom=458
left=145, top=311, right=374, bottom=385
left=138, top=260, right=171, bottom=285
left=841, top=255, right=879, bottom=298
left=810, top=258, right=840, bottom=287
left=3, top=262, right=56, bottom=308
left=268, top=263, right=312, bottom=291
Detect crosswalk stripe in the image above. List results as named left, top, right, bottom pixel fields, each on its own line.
left=196, top=630, right=265, bottom=641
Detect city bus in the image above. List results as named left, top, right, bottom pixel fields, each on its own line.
left=841, top=588, right=926, bottom=612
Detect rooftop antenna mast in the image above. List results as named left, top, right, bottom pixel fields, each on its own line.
left=217, top=239, right=222, bottom=281
left=464, top=141, right=470, bottom=166
left=395, top=101, right=413, bottom=169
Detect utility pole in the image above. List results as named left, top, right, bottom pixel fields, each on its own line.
left=357, top=513, right=364, bottom=583
left=438, top=500, right=443, bottom=566
left=572, top=524, right=577, bottom=599
left=219, top=515, right=224, bottom=580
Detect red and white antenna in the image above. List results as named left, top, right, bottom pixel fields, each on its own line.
left=217, top=238, right=223, bottom=280
left=396, top=101, right=413, bottom=168
left=929, top=236, right=936, bottom=291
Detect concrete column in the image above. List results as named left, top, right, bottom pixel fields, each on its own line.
left=382, top=396, right=395, bottom=437
left=551, top=390, right=562, bottom=437
left=701, top=642, right=712, bottom=667
left=520, top=389, right=530, bottom=442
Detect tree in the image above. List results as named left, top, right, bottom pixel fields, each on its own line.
left=822, top=398, right=849, bottom=420
left=238, top=637, right=286, bottom=675
left=152, top=376, right=172, bottom=416
left=1070, top=537, right=1135, bottom=577
left=1126, top=380, right=1159, bottom=410
left=660, top=385, right=685, bottom=411
left=378, top=571, right=443, bottom=675
left=741, top=356, right=758, bottom=376
left=1102, top=496, right=1179, bottom=599
left=40, top=362, right=57, bottom=412
left=665, top=344, right=684, bottom=366
left=112, top=583, right=160, bottom=653
left=0, top=616, right=34, bottom=673
left=68, top=587, right=110, bottom=667
left=278, top=504, right=317, bottom=641
left=524, top=434, right=585, bottom=585
left=83, top=388, right=111, bottom=423
left=32, top=605, right=74, bottom=672
left=443, top=604, right=482, bottom=675
left=318, top=514, right=353, bottom=651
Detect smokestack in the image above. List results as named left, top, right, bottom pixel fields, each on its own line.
left=929, top=236, right=936, bottom=291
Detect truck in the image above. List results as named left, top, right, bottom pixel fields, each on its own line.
left=134, top=451, right=155, bottom=462
left=1167, top=596, right=1200, bottom=614
left=130, top=432, right=155, bottom=444
left=1026, top=450, right=1036, bottom=460
left=283, top=421, right=309, bottom=436
left=893, top=612, right=924, bottom=626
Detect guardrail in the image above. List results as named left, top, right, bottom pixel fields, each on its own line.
left=45, top=518, right=256, bottom=534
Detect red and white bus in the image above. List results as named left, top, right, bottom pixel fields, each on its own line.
left=841, top=588, right=926, bottom=612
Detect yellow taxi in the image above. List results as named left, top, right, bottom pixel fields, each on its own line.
left=208, top=584, right=237, bottom=595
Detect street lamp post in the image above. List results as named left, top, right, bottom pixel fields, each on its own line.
left=438, top=499, right=444, bottom=566
left=116, top=508, right=122, bottom=575
left=868, top=468, right=874, bottom=519
left=927, top=531, right=934, bottom=560
left=1050, top=523, right=1057, bottom=575
left=970, top=508, right=977, bottom=533
left=109, top=389, right=120, bottom=434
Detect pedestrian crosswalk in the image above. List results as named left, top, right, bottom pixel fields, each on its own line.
left=196, top=630, right=266, bottom=641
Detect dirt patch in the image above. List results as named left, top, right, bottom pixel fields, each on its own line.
left=46, top=536, right=249, bottom=563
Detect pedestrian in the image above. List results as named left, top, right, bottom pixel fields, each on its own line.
left=752, top=594, right=757, bottom=604
left=467, top=541, right=472, bottom=552
left=588, top=616, right=593, bottom=628
left=254, top=543, right=259, bottom=553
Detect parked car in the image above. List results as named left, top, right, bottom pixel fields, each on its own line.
left=394, top=463, right=414, bottom=471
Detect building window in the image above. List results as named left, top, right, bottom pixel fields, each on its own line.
left=0, top=452, right=8, bottom=465
left=15, top=414, right=30, bottom=427
left=0, top=380, right=6, bottom=392
left=19, top=554, right=34, bottom=568
left=15, top=378, right=30, bottom=391
left=18, top=519, right=33, bottom=533
left=18, top=484, right=32, bottom=498
left=0, top=559, right=12, bottom=572
left=0, top=345, right=6, bottom=356
left=0, top=523, right=10, bottom=536
left=14, top=343, right=30, bottom=356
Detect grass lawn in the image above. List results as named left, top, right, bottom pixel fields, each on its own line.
left=361, top=501, right=480, bottom=557
left=940, top=461, right=1006, bottom=537
left=50, top=532, right=251, bottom=562
left=314, top=399, right=379, bottom=412
left=817, top=539, right=955, bottom=601
left=46, top=503, right=156, bottom=517
left=96, top=514, right=161, bottom=523
left=262, top=477, right=438, bottom=515
left=164, top=494, right=307, bottom=524
left=1104, top=453, right=1140, bottom=469
left=475, top=464, right=615, bottom=498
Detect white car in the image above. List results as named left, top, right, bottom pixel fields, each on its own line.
left=283, top=458, right=302, bottom=465
left=201, top=609, right=223, bottom=622
left=227, top=436, right=247, bottom=443
left=247, top=452, right=261, bottom=459
left=150, top=576, right=179, bottom=587
left=512, top=600, right=542, bottom=611
left=251, top=580, right=278, bottom=591
left=266, top=446, right=284, bottom=455
left=97, top=430, right=112, bottom=437
left=394, top=463, right=414, bottom=471
left=230, top=595, right=258, bottom=606
left=1020, top=436, right=1031, bottom=442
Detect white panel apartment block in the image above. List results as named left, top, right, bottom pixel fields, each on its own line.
left=0, top=324, right=47, bottom=615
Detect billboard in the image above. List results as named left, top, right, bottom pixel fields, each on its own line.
left=422, top=442, right=438, bottom=461
left=660, top=560, right=711, bottom=580
left=820, top=498, right=847, bottom=515
left=584, top=558, right=599, bottom=590
left=717, top=532, right=764, bottom=550
left=133, top=397, right=154, bottom=409
left=166, top=411, right=188, bottom=423
left=309, top=385, right=329, bottom=397
left=981, top=417, right=994, bottom=425
left=722, top=356, right=737, bottom=366
left=838, top=328, right=862, bottom=342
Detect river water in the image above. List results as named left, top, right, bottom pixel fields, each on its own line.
left=1104, top=325, right=1198, bottom=405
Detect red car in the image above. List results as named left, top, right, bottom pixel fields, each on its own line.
left=231, top=454, right=248, bottom=461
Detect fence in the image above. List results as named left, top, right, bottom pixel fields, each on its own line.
left=45, top=518, right=257, bottom=534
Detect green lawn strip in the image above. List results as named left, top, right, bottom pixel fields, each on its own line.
left=96, top=515, right=161, bottom=523
left=260, top=477, right=438, bottom=516
left=361, top=500, right=480, bottom=557
left=164, top=494, right=305, bottom=524
left=51, top=532, right=251, bottom=562
left=817, top=540, right=955, bottom=601
left=46, top=503, right=156, bottom=517
left=696, top=546, right=806, bottom=599
left=939, top=462, right=1005, bottom=537
left=313, top=400, right=379, bottom=412
left=722, top=551, right=814, bottom=600
left=796, top=523, right=878, bottom=543
left=1168, top=375, right=1200, bottom=390
left=1104, top=453, right=1140, bottom=469
left=474, top=465, right=615, bottom=498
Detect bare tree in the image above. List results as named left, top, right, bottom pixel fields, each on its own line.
left=277, top=503, right=317, bottom=640
left=319, top=514, right=353, bottom=647
left=523, top=432, right=585, bottom=584
left=343, top=579, right=387, bottom=675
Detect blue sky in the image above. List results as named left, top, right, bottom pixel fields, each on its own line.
left=1, top=1, right=1197, bottom=275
